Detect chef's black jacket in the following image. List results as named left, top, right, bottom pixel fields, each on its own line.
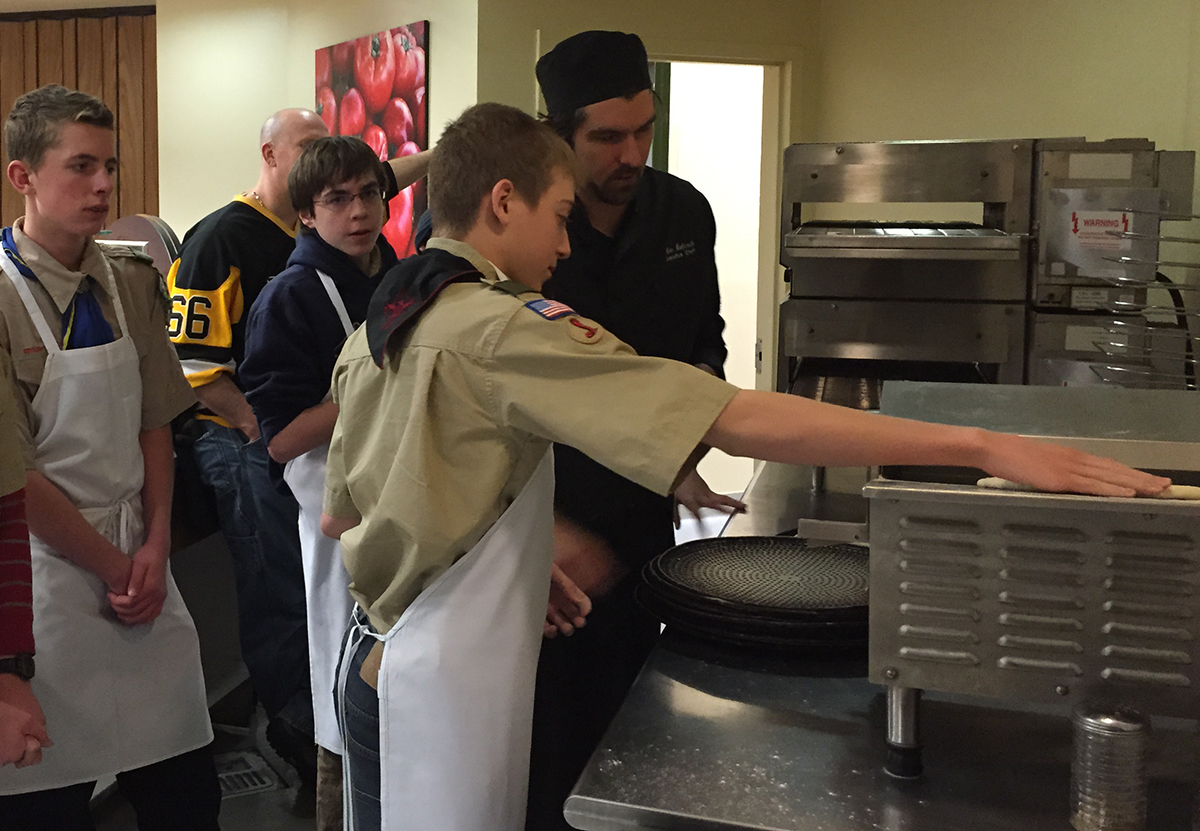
left=543, top=165, right=727, bottom=570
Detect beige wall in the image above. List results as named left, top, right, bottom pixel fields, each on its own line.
left=155, top=0, right=477, bottom=234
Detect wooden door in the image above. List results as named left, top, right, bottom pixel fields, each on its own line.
left=0, top=8, right=157, bottom=227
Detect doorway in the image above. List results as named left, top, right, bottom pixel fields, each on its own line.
left=654, top=60, right=775, bottom=498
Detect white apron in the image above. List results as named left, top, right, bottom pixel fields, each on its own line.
left=0, top=251, right=212, bottom=793
left=283, top=270, right=356, bottom=754
left=339, top=450, right=556, bottom=831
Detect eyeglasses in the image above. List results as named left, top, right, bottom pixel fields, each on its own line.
left=312, top=185, right=385, bottom=211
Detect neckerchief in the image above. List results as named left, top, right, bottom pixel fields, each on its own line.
left=366, top=248, right=483, bottom=366
left=2, top=227, right=114, bottom=349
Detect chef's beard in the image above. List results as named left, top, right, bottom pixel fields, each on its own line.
left=588, top=165, right=644, bottom=206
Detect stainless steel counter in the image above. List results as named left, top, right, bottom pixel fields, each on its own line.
left=564, top=636, right=1197, bottom=830
left=564, top=460, right=1200, bottom=830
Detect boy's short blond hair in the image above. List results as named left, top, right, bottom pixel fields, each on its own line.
left=4, top=84, right=113, bottom=170
left=429, top=103, right=578, bottom=236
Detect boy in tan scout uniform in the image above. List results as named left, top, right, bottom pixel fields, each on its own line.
left=0, top=85, right=218, bottom=829
left=320, top=103, right=1169, bottom=831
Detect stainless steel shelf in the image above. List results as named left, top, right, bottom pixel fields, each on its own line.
left=564, top=639, right=1198, bottom=830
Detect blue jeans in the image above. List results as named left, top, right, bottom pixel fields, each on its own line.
left=339, top=627, right=381, bottom=831
left=190, top=419, right=312, bottom=732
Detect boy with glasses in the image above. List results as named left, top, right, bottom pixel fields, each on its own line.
left=240, top=135, right=396, bottom=831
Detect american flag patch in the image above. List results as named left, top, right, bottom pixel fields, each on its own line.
left=524, top=298, right=575, bottom=320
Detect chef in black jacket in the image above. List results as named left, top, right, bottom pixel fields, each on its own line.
left=527, top=30, right=746, bottom=831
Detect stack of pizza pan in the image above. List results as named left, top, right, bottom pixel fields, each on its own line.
left=637, top=536, right=869, bottom=657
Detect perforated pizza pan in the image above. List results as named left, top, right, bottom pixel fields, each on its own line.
left=637, top=587, right=869, bottom=657
left=643, top=537, right=869, bottom=621
left=636, top=585, right=869, bottom=640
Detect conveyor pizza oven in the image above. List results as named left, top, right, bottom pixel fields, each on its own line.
left=778, top=140, right=1034, bottom=401
left=777, top=138, right=1196, bottom=398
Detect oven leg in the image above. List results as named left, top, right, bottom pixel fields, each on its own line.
left=885, top=685, right=923, bottom=779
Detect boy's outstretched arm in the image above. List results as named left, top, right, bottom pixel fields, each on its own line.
left=704, top=390, right=1170, bottom=498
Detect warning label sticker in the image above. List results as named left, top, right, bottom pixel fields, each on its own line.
left=1070, top=211, right=1132, bottom=252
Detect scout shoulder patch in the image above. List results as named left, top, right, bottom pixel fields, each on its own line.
left=524, top=298, right=575, bottom=320
left=103, top=244, right=157, bottom=267
left=566, top=316, right=604, bottom=345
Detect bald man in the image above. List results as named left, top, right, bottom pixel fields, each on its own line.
left=167, top=108, right=327, bottom=802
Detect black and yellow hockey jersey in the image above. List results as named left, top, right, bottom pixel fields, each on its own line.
left=166, top=195, right=297, bottom=389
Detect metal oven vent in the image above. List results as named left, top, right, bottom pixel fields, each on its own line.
left=867, top=482, right=1199, bottom=716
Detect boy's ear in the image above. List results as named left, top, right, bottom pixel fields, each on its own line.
left=489, top=179, right=517, bottom=227
left=298, top=207, right=317, bottom=229
left=7, top=160, right=34, bottom=195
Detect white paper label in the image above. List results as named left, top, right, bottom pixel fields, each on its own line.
left=1065, top=325, right=1126, bottom=353
left=1071, top=288, right=1110, bottom=310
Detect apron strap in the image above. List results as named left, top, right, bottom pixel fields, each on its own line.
left=316, top=270, right=355, bottom=337
left=93, top=253, right=131, bottom=339
left=0, top=243, right=132, bottom=353
left=1, top=251, right=61, bottom=353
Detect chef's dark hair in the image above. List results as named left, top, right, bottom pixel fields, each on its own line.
left=289, top=136, right=388, bottom=215
left=429, top=103, right=579, bottom=236
left=4, top=84, right=113, bottom=170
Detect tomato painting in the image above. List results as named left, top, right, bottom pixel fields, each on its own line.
left=315, top=48, right=332, bottom=93
left=382, top=185, right=415, bottom=258
left=316, top=86, right=338, bottom=136
left=412, top=87, right=426, bottom=147
left=362, top=124, right=388, bottom=162
left=354, top=31, right=395, bottom=115
left=338, top=88, right=365, bottom=137
left=331, top=42, right=354, bottom=86
left=392, top=29, right=423, bottom=101
left=319, top=21, right=428, bottom=259
left=381, top=98, right=414, bottom=152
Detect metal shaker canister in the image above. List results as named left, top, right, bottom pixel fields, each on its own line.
left=1070, top=704, right=1150, bottom=831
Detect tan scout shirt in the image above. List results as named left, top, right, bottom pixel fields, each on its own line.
left=325, top=238, right=738, bottom=632
left=0, top=350, right=25, bottom=497
left=0, top=219, right=196, bottom=463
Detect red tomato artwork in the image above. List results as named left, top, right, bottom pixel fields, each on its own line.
left=382, top=185, right=415, bottom=257
left=316, top=86, right=338, bottom=136
left=338, top=87, right=366, bottom=137
left=354, top=31, right=395, bottom=115
left=381, top=98, right=414, bottom=152
left=315, top=48, right=332, bottom=92
left=412, top=87, right=426, bottom=147
left=331, top=42, right=354, bottom=86
left=392, top=29, right=423, bottom=100
left=362, top=124, right=388, bottom=162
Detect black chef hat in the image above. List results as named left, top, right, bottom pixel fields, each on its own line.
left=536, top=31, right=651, bottom=115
